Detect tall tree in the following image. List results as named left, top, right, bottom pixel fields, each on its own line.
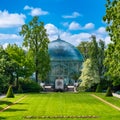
left=6, top=44, right=34, bottom=87
left=77, top=41, right=90, bottom=60
left=20, top=16, right=50, bottom=83
left=103, top=0, right=120, bottom=86
left=79, top=59, right=100, bottom=90
left=0, top=46, right=15, bottom=92
left=77, top=36, right=106, bottom=89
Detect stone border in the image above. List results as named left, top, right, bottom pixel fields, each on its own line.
left=91, top=94, right=120, bottom=111
left=24, top=115, right=99, bottom=119
left=0, top=95, right=27, bottom=112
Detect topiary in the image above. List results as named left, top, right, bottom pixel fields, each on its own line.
left=96, top=84, right=102, bottom=93
left=105, top=87, right=113, bottom=97
left=6, top=85, right=14, bottom=98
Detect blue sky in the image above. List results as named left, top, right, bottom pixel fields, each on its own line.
left=0, top=0, right=110, bottom=48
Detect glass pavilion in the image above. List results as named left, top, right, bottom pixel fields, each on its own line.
left=45, top=37, right=84, bottom=91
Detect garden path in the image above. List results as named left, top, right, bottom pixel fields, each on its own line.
left=91, top=94, right=120, bottom=111
left=113, top=93, right=120, bottom=98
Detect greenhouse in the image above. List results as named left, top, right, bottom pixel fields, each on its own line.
left=45, top=37, right=84, bottom=91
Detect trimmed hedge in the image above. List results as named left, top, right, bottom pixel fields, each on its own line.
left=18, top=78, right=42, bottom=93
left=6, top=85, right=14, bottom=98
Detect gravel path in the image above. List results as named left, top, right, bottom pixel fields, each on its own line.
left=0, top=95, right=5, bottom=99
left=113, top=93, right=120, bottom=98
left=0, top=95, right=27, bottom=112
left=91, top=94, right=120, bottom=111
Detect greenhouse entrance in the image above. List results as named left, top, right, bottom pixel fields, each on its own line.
left=55, top=78, right=64, bottom=91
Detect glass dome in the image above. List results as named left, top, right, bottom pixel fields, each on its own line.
left=48, top=38, right=83, bottom=61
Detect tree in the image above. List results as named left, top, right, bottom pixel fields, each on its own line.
left=0, top=46, right=15, bottom=84
left=79, top=59, right=100, bottom=90
left=78, top=36, right=106, bottom=89
left=20, top=16, right=50, bottom=83
left=77, top=41, right=90, bottom=60
left=6, top=44, right=34, bottom=87
left=103, top=0, right=120, bottom=86
left=105, top=86, right=113, bottom=97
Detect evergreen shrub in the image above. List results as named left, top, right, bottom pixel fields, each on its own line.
left=6, top=85, right=14, bottom=98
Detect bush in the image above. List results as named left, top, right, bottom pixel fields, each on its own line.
left=18, top=84, right=23, bottom=93
left=6, top=85, right=14, bottom=98
left=19, top=78, right=42, bottom=93
left=96, top=84, right=102, bottom=93
left=105, top=87, right=113, bottom=97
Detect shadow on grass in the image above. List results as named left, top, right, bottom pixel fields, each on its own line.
left=0, top=100, right=13, bottom=106
left=4, top=108, right=27, bottom=112
left=16, top=102, right=29, bottom=105
left=0, top=117, right=6, bottom=119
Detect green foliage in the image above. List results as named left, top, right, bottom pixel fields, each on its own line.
left=0, top=46, right=15, bottom=93
left=18, top=84, right=23, bottom=93
left=20, top=16, right=50, bottom=83
left=5, top=44, right=34, bottom=87
left=96, top=84, right=102, bottom=93
left=77, top=36, right=106, bottom=87
left=79, top=59, right=100, bottom=90
left=105, top=87, right=113, bottom=97
left=103, top=0, right=120, bottom=86
left=6, top=85, right=14, bottom=98
left=19, top=78, right=42, bottom=93
left=77, top=41, right=90, bottom=60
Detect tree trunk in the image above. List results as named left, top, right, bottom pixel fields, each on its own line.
left=35, top=70, right=38, bottom=83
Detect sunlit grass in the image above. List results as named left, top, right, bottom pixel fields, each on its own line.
left=0, top=92, right=120, bottom=120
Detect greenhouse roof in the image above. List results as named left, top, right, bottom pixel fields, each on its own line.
left=48, top=38, right=84, bottom=61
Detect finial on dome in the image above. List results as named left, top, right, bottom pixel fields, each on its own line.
left=57, top=34, right=60, bottom=40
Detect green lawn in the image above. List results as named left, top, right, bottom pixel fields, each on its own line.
left=0, top=92, right=120, bottom=120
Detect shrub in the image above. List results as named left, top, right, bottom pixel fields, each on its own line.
left=6, top=85, right=14, bottom=98
left=96, top=84, right=102, bottom=93
left=19, top=78, right=42, bottom=93
left=18, top=84, right=23, bottom=93
left=105, top=87, right=113, bottom=97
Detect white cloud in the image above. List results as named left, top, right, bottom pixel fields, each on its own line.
left=104, top=36, right=111, bottom=45
left=62, top=22, right=69, bottom=27
left=0, top=33, right=23, bottom=48
left=97, top=27, right=106, bottom=34
left=45, top=23, right=91, bottom=46
left=45, top=23, right=111, bottom=46
left=45, top=23, right=58, bottom=35
left=0, top=10, right=26, bottom=28
left=62, top=12, right=81, bottom=18
left=61, top=32, right=91, bottom=46
left=24, top=5, right=32, bottom=10
left=45, top=23, right=58, bottom=40
left=84, top=23, right=95, bottom=29
left=24, top=5, right=48, bottom=16
left=0, top=33, right=22, bottom=40
left=69, top=21, right=81, bottom=30
left=2, top=43, right=9, bottom=49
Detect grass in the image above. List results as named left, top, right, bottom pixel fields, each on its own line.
left=0, top=92, right=120, bottom=120
left=94, top=93, right=120, bottom=107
